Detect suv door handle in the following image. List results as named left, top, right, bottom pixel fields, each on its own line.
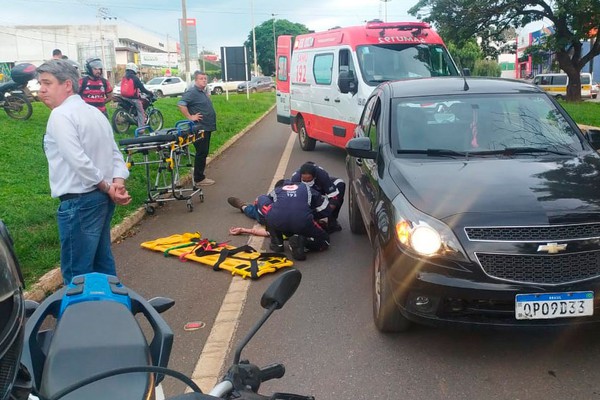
left=324, top=97, right=330, bottom=101
left=334, top=98, right=341, bottom=103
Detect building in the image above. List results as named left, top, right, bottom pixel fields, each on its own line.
left=0, top=23, right=197, bottom=85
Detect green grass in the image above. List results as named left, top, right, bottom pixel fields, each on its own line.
left=0, top=93, right=275, bottom=286
left=558, top=100, right=600, bottom=128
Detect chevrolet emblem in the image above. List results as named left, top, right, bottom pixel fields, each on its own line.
left=537, top=242, right=567, bottom=254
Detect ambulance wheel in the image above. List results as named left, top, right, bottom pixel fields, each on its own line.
left=145, top=205, right=155, bottom=215
left=297, top=118, right=316, bottom=151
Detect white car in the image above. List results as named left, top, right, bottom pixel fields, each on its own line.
left=207, top=79, right=245, bottom=95
left=592, top=82, right=598, bottom=99
left=144, top=76, right=188, bottom=98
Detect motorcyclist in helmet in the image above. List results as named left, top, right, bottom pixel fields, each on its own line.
left=79, top=57, right=113, bottom=118
left=0, top=220, right=32, bottom=400
left=121, top=63, right=154, bottom=127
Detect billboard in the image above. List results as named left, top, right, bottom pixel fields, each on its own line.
left=140, top=52, right=178, bottom=67
left=179, top=18, right=198, bottom=58
left=220, top=46, right=250, bottom=81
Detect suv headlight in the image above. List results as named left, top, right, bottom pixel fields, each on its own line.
left=392, top=196, right=467, bottom=261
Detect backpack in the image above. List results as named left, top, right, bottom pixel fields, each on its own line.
left=120, top=76, right=136, bottom=98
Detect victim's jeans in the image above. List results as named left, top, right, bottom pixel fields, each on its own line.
left=57, top=190, right=116, bottom=284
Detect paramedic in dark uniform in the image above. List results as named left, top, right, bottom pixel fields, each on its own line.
left=266, top=179, right=331, bottom=261
left=291, top=161, right=345, bottom=233
left=178, top=70, right=217, bottom=186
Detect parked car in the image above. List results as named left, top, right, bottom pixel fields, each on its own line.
left=346, top=76, right=600, bottom=332
left=237, top=76, right=275, bottom=94
left=113, top=83, right=121, bottom=95
left=207, top=79, right=244, bottom=95
left=143, top=76, right=188, bottom=98
left=592, top=82, right=598, bottom=99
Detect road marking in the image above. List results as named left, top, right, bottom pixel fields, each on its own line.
left=190, top=130, right=296, bottom=393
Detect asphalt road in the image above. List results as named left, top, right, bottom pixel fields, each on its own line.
left=112, top=109, right=600, bottom=400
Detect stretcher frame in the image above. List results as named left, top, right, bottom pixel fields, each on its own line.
left=119, top=121, right=205, bottom=214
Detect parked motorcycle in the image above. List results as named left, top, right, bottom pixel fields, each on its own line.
left=20, top=269, right=312, bottom=400
left=111, top=93, right=164, bottom=134
left=0, top=63, right=35, bottom=120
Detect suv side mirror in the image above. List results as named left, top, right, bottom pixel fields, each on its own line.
left=346, top=137, right=377, bottom=160
left=462, top=68, right=471, bottom=77
left=339, top=70, right=358, bottom=95
left=584, top=128, right=600, bottom=150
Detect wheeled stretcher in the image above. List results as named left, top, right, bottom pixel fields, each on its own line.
left=119, top=120, right=205, bottom=214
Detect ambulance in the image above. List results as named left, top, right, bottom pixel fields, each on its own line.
left=276, top=20, right=460, bottom=151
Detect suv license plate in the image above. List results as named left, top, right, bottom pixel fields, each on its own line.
left=515, top=291, right=594, bottom=320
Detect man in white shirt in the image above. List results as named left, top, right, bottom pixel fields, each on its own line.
left=37, top=59, right=132, bottom=284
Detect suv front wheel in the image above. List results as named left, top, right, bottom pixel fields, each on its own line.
left=373, top=244, right=411, bottom=333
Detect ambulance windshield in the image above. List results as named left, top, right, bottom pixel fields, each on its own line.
left=357, top=43, right=459, bottom=85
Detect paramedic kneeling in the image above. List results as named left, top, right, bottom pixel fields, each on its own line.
left=266, top=179, right=330, bottom=261
left=37, top=59, right=132, bottom=284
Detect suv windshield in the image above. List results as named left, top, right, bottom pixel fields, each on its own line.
left=391, top=93, right=583, bottom=156
left=357, top=43, right=459, bottom=85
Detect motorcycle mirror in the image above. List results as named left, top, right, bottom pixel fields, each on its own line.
left=148, top=297, right=175, bottom=314
left=261, top=268, right=302, bottom=310
left=24, top=300, right=39, bottom=318
left=233, top=269, right=302, bottom=365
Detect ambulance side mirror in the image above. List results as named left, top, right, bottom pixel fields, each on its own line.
left=339, top=70, right=358, bottom=95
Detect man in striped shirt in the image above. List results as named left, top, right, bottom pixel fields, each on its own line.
left=78, top=57, right=112, bottom=118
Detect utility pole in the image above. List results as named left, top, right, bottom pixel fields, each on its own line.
left=97, top=7, right=115, bottom=79
left=181, top=0, right=191, bottom=83
left=251, top=0, right=258, bottom=76
left=272, top=14, right=276, bottom=74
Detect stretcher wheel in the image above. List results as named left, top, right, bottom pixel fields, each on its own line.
left=199, top=192, right=204, bottom=203
left=145, top=205, right=156, bottom=215
left=186, top=200, right=193, bottom=212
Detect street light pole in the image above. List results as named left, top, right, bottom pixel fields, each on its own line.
left=181, top=0, right=191, bottom=83
left=272, top=14, right=276, bottom=74
left=251, top=0, right=258, bottom=76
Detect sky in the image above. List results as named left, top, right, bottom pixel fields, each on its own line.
left=2, top=0, right=422, bottom=54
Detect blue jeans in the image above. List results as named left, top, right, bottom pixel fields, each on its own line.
left=57, top=190, right=116, bottom=284
left=242, top=204, right=266, bottom=225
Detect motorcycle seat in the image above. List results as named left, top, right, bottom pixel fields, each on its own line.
left=39, top=300, right=153, bottom=399
left=0, top=80, right=20, bottom=93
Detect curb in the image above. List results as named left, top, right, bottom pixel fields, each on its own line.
left=24, top=104, right=277, bottom=302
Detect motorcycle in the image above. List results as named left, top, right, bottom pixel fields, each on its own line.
left=1, top=63, right=35, bottom=120
left=111, top=93, right=164, bottom=134
left=20, top=268, right=313, bottom=400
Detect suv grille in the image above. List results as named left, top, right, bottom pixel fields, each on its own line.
left=476, top=251, right=600, bottom=285
left=465, top=223, right=600, bottom=241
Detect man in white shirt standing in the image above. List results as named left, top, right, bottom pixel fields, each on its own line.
left=37, top=59, right=132, bottom=284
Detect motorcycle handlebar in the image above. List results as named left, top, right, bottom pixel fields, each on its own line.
left=258, top=363, right=285, bottom=383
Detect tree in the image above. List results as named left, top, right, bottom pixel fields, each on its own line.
left=447, top=39, right=483, bottom=72
left=473, top=59, right=502, bottom=77
left=244, top=19, right=310, bottom=76
left=409, top=0, right=600, bottom=101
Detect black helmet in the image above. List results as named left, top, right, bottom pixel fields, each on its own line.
left=85, top=57, right=103, bottom=76
left=0, top=220, right=27, bottom=400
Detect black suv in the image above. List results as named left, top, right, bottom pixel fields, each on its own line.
left=346, top=77, right=600, bottom=332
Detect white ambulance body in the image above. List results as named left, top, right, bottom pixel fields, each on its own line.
left=276, top=20, right=460, bottom=151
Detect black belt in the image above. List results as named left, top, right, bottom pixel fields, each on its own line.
left=59, top=189, right=100, bottom=202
